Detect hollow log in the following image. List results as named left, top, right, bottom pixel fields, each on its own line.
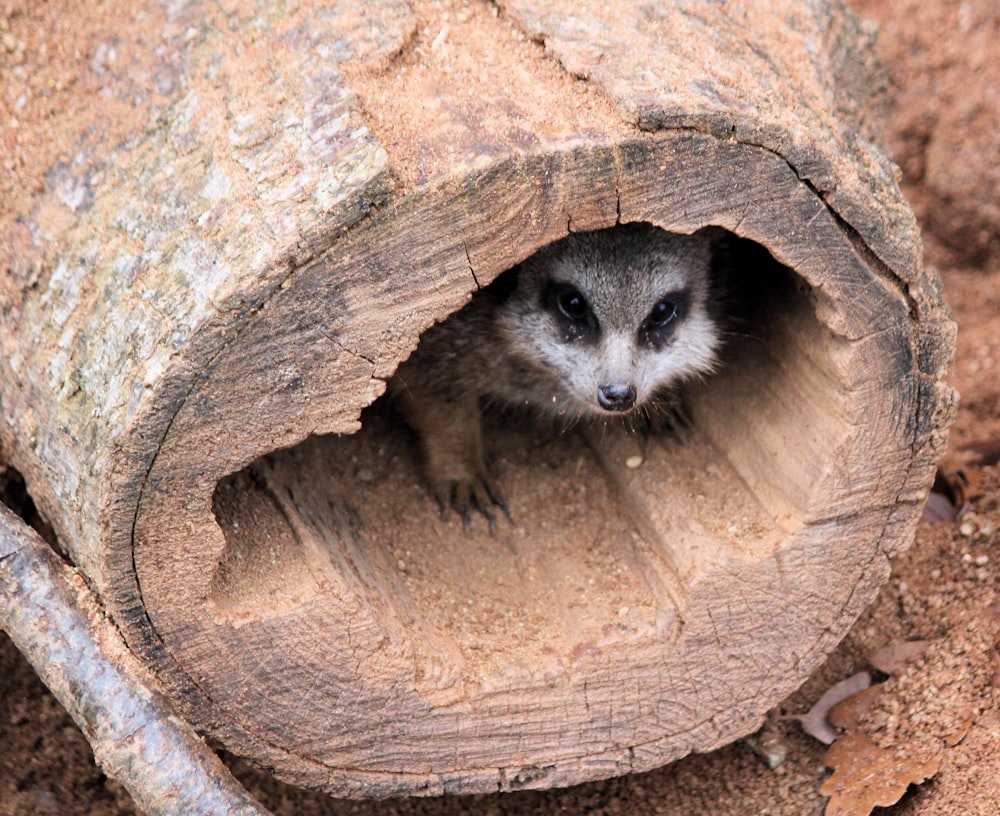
left=0, top=0, right=955, bottom=799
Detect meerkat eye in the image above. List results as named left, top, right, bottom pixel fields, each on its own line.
left=639, top=291, right=689, bottom=350
left=646, top=298, right=678, bottom=328
left=551, top=284, right=591, bottom=323
left=543, top=281, right=598, bottom=343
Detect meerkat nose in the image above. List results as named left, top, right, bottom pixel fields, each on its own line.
left=597, top=383, right=637, bottom=412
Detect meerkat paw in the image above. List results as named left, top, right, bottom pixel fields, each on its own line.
left=394, top=387, right=511, bottom=532
left=432, top=470, right=511, bottom=534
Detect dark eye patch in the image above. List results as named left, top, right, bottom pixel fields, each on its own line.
left=543, top=281, right=599, bottom=344
left=639, top=291, right=688, bottom=350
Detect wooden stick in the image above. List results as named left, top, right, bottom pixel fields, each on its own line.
left=0, top=504, right=273, bottom=816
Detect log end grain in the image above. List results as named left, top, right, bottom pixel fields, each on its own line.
left=123, top=138, right=953, bottom=796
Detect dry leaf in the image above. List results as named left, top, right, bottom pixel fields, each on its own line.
left=945, top=713, right=974, bottom=747
left=868, top=640, right=930, bottom=675
left=828, top=683, right=885, bottom=731
left=799, top=672, right=872, bottom=745
left=821, top=732, right=942, bottom=816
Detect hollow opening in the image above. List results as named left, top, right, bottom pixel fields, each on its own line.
left=210, top=227, right=843, bottom=692
left=0, top=465, right=59, bottom=552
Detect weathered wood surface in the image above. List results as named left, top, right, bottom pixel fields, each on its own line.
left=0, top=0, right=955, bottom=799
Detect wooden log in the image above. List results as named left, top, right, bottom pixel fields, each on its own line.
left=0, top=0, right=955, bottom=799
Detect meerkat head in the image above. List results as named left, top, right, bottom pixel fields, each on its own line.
left=498, top=222, right=721, bottom=418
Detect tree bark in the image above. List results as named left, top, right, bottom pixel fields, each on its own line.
left=0, top=0, right=955, bottom=799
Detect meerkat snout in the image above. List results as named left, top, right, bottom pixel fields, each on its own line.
left=597, top=382, right=636, bottom=412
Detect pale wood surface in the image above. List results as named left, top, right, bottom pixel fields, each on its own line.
left=0, top=0, right=955, bottom=798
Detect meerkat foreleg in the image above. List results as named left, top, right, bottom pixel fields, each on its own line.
left=397, top=387, right=508, bottom=531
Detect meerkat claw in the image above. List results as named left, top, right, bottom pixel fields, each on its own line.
left=481, top=477, right=512, bottom=525
left=434, top=474, right=510, bottom=534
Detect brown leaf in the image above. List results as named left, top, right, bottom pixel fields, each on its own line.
left=868, top=640, right=930, bottom=675
left=821, top=732, right=942, bottom=816
left=798, top=672, right=872, bottom=745
left=827, top=683, right=885, bottom=731
left=945, top=713, right=974, bottom=747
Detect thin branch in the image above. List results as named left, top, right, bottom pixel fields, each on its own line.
left=0, top=504, right=274, bottom=816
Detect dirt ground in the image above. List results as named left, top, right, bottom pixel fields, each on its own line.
left=2, top=0, right=1000, bottom=813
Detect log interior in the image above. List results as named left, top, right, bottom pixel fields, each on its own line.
left=205, top=232, right=831, bottom=748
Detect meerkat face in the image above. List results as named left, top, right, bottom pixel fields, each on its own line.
left=499, top=223, right=721, bottom=418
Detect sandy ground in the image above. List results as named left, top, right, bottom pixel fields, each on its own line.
left=2, top=0, right=1000, bottom=813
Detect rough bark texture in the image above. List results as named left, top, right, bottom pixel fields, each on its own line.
left=0, top=0, right=955, bottom=800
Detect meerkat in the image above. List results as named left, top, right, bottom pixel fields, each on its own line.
left=390, top=221, right=723, bottom=529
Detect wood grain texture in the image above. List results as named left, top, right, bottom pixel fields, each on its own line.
left=0, top=0, right=955, bottom=799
